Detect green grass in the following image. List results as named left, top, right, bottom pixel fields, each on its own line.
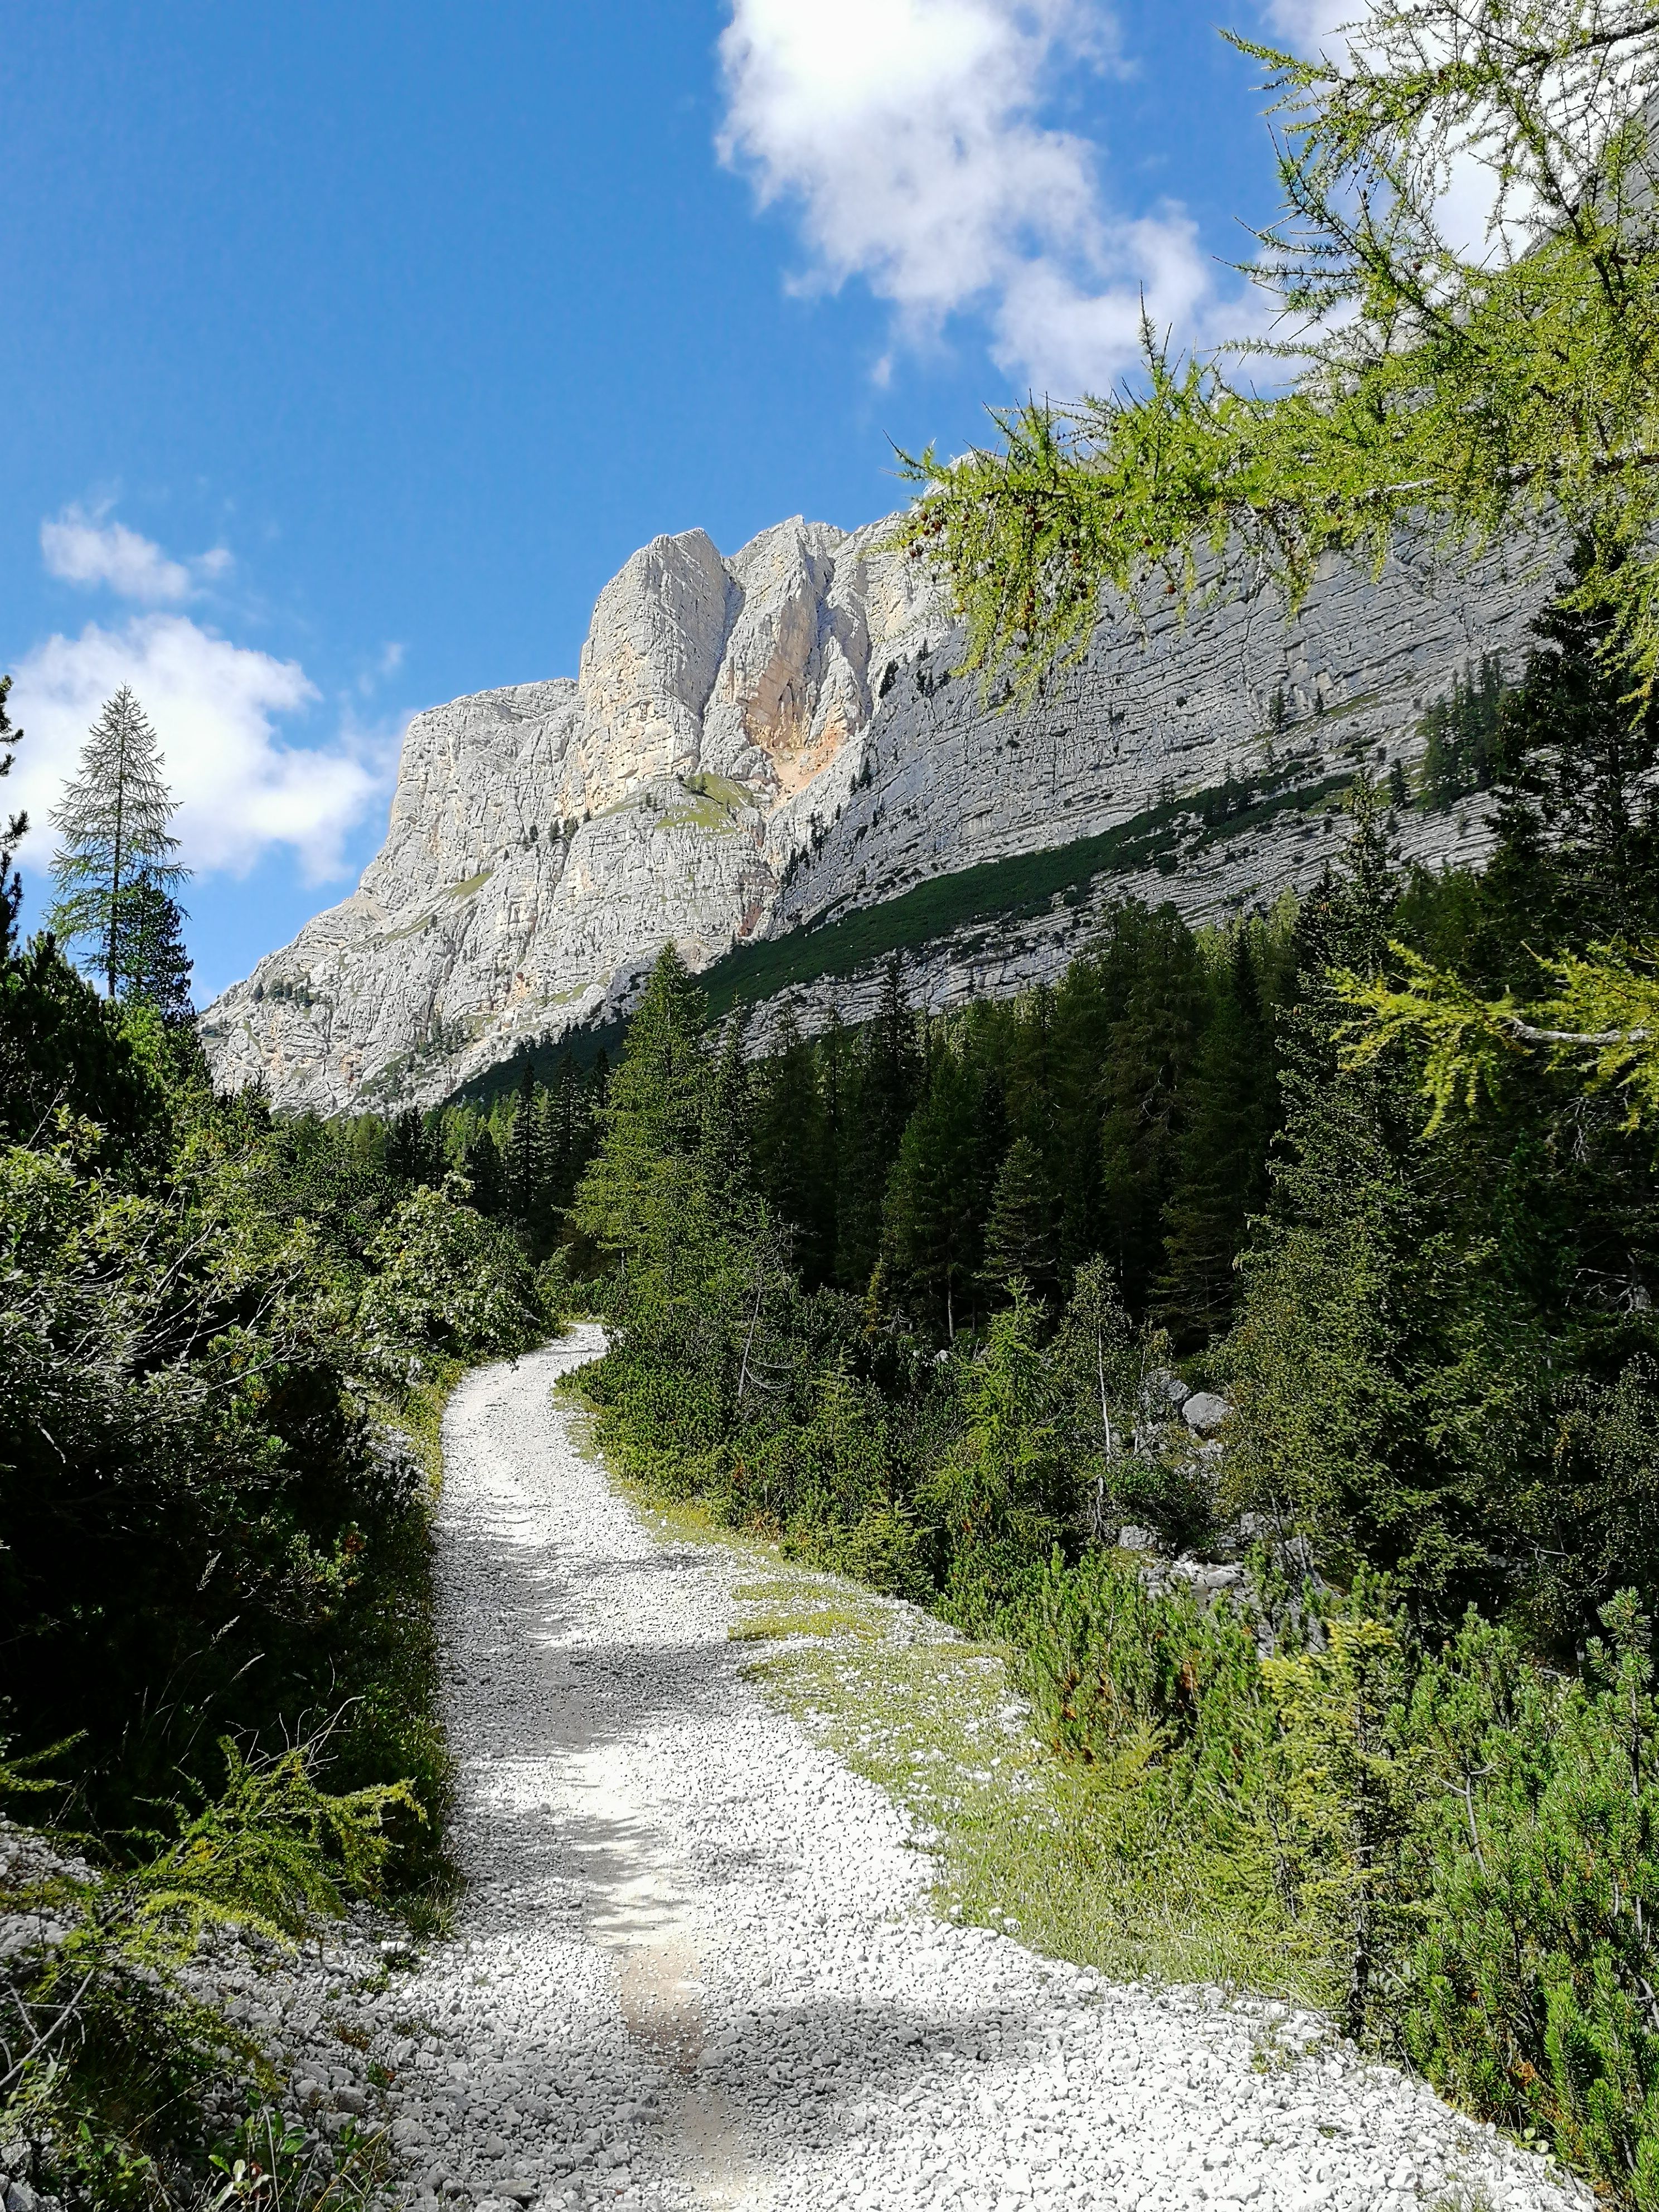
left=697, top=769, right=1354, bottom=1020
left=444, top=871, right=493, bottom=899
left=601, top=1448, right=1337, bottom=2006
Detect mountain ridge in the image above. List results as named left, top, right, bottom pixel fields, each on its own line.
left=200, top=510, right=1557, bottom=1111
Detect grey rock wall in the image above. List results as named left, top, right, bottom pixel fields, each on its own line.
left=201, top=510, right=1560, bottom=1113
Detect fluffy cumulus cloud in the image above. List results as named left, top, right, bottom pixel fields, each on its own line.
left=717, top=0, right=1243, bottom=395
left=41, top=505, right=233, bottom=604
left=12, top=614, right=394, bottom=888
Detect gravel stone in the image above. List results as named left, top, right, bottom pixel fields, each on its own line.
left=370, top=1328, right=1590, bottom=2212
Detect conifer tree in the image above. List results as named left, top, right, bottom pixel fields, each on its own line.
left=48, top=687, right=188, bottom=997
left=1096, top=906, right=1209, bottom=1308
left=505, top=1067, right=545, bottom=1228
left=0, top=675, right=26, bottom=956
left=1157, top=926, right=1278, bottom=1345
left=882, top=1042, right=988, bottom=1339
left=386, top=1107, right=433, bottom=1186
left=573, top=945, right=709, bottom=1275
left=835, top=958, right=922, bottom=1290
left=463, top=1125, right=505, bottom=1215
left=111, top=873, right=194, bottom=1021
left=981, top=1136, right=1059, bottom=1306
left=752, top=1006, right=832, bottom=1284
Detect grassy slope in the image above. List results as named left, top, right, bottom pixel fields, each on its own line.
left=451, top=765, right=1351, bottom=1106
left=613, top=1472, right=1337, bottom=2014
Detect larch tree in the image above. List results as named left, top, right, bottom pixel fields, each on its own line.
left=901, top=0, right=1659, bottom=693
left=900, top=0, right=1659, bottom=1132
left=47, top=686, right=189, bottom=999
left=0, top=675, right=26, bottom=954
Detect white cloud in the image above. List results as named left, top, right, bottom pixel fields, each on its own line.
left=717, top=0, right=1245, bottom=395
left=10, top=613, right=392, bottom=885
left=1259, top=0, right=1352, bottom=50
left=41, top=505, right=234, bottom=605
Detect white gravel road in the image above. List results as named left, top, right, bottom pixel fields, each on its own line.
left=379, top=1331, right=1585, bottom=2212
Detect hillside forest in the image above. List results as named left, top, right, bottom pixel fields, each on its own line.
left=16, top=0, right=1659, bottom=2196
left=13, top=541, right=1659, bottom=2212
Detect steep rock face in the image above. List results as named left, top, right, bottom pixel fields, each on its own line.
left=201, top=516, right=942, bottom=1112
left=202, top=510, right=1559, bottom=1113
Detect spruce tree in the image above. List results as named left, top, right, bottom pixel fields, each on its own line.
left=113, top=874, right=194, bottom=1021
left=386, top=1107, right=432, bottom=1185
left=835, top=957, right=922, bottom=1291
left=463, top=1126, right=505, bottom=1215
left=751, top=1006, right=832, bottom=1284
left=0, top=675, right=26, bottom=956
left=48, top=687, right=188, bottom=997
left=1480, top=546, right=1659, bottom=970
left=1095, top=906, right=1209, bottom=1309
left=573, top=945, right=709, bottom=1274
left=981, top=1136, right=1059, bottom=1306
left=1157, top=926, right=1277, bottom=1346
left=505, top=1068, right=545, bottom=1229
left=881, top=1042, right=987, bottom=1339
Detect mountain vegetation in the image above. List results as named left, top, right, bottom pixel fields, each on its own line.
left=0, top=693, right=561, bottom=2208
left=563, top=559, right=1659, bottom=2207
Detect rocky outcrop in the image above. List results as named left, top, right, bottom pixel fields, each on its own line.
left=201, top=508, right=1560, bottom=1113
left=201, top=517, right=943, bottom=1112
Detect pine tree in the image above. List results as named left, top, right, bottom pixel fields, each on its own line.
left=463, top=1126, right=504, bottom=1215
left=835, top=957, right=922, bottom=1291
left=112, top=874, right=194, bottom=1021
left=1480, top=545, right=1659, bottom=968
left=0, top=675, right=26, bottom=957
left=751, top=1007, right=833, bottom=1284
left=981, top=1136, right=1059, bottom=1305
left=505, top=1068, right=546, bottom=1229
left=48, top=688, right=188, bottom=997
left=572, top=945, right=709, bottom=1272
left=386, top=1107, right=432, bottom=1185
left=1157, top=925, right=1278, bottom=1347
left=1095, top=906, right=1209, bottom=1309
left=881, top=1042, right=987, bottom=1340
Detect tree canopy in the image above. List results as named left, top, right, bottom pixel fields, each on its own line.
left=899, top=0, right=1659, bottom=697
left=48, top=686, right=190, bottom=1000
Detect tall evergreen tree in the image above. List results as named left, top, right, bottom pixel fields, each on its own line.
left=385, top=1107, right=433, bottom=1186
left=835, top=958, right=922, bottom=1291
left=981, top=1136, right=1060, bottom=1306
left=463, top=1125, right=505, bottom=1215
left=881, top=1042, right=989, bottom=1340
left=112, top=873, right=194, bottom=1021
left=1157, top=925, right=1279, bottom=1346
left=505, top=1067, right=545, bottom=1228
left=48, top=687, right=188, bottom=997
left=752, top=1007, right=832, bottom=1284
left=1095, top=906, right=1209, bottom=1309
left=1478, top=545, right=1659, bottom=974
left=573, top=945, right=709, bottom=1273
left=0, top=674, right=26, bottom=955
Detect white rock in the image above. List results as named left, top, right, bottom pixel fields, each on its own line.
left=201, top=515, right=1561, bottom=1112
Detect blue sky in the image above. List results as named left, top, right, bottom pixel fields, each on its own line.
left=1, top=0, right=1337, bottom=1000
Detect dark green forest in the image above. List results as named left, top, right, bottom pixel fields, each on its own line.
left=563, top=575, right=1659, bottom=2207
left=12, top=563, right=1659, bottom=2208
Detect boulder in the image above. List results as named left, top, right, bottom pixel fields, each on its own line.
left=1182, top=1391, right=1231, bottom=1435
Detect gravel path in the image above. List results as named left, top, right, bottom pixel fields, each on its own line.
left=382, top=1332, right=1585, bottom=2212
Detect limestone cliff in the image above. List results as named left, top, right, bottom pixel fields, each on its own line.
left=201, top=511, right=1558, bottom=1112
left=201, top=516, right=942, bottom=1111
